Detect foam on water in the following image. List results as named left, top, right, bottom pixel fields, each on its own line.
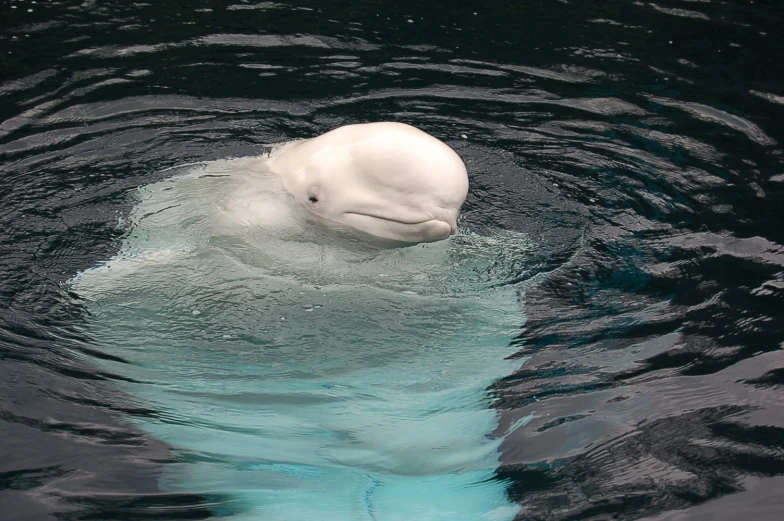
left=70, top=157, right=536, bottom=520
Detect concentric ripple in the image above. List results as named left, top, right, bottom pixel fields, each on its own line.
left=2, top=1, right=784, bottom=520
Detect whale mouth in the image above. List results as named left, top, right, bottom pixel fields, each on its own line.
left=341, top=212, right=455, bottom=243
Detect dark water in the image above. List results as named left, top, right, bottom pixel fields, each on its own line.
left=2, top=0, right=784, bottom=519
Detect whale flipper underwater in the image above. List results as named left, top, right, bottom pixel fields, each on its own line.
left=70, top=123, right=535, bottom=520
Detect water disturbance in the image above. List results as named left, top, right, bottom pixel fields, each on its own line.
left=69, top=158, right=536, bottom=520
left=2, top=1, right=784, bottom=520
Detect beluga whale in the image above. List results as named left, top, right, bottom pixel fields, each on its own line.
left=70, top=122, right=535, bottom=521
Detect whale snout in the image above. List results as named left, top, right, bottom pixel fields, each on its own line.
left=410, top=219, right=455, bottom=242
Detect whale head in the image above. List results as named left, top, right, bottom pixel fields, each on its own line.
left=267, top=122, right=469, bottom=244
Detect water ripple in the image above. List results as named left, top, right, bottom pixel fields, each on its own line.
left=2, top=0, right=784, bottom=519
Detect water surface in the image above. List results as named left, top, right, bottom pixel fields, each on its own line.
left=2, top=1, right=784, bottom=520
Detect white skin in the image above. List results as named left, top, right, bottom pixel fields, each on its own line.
left=266, top=122, right=469, bottom=244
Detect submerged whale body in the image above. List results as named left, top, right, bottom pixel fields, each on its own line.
left=70, top=123, right=534, bottom=520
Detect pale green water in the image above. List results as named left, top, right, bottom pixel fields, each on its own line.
left=70, top=157, right=539, bottom=520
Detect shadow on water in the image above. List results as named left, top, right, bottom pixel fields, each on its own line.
left=2, top=0, right=784, bottom=519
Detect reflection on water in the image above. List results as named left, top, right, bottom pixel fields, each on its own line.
left=2, top=0, right=784, bottom=520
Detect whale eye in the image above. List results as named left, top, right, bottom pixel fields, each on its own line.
left=308, top=195, right=319, bottom=203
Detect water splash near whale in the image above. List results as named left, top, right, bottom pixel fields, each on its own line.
left=70, top=156, right=537, bottom=520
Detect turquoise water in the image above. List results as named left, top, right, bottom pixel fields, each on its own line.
left=70, top=158, right=537, bottom=520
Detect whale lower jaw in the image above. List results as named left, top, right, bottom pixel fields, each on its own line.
left=341, top=212, right=455, bottom=243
